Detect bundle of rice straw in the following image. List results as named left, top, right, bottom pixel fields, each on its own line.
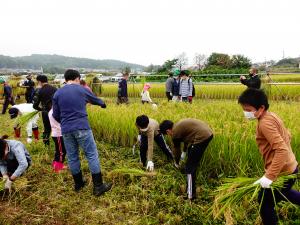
left=209, top=174, right=298, bottom=220
left=16, top=111, right=39, bottom=128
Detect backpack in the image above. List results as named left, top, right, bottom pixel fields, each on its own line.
left=188, top=78, right=195, bottom=97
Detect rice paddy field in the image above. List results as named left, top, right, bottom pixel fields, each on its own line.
left=0, top=96, right=300, bottom=225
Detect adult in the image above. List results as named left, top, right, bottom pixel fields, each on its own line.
left=238, top=88, right=300, bottom=225
left=33, top=75, right=57, bottom=145
left=52, top=69, right=112, bottom=196
left=0, top=135, right=32, bottom=192
left=22, top=75, right=35, bottom=103
left=160, top=119, right=213, bottom=200
left=172, top=74, right=181, bottom=102
left=1, top=81, right=15, bottom=114
left=117, top=73, right=129, bottom=104
left=240, top=68, right=261, bottom=89
left=179, top=71, right=193, bottom=103
left=135, top=115, right=174, bottom=171
left=165, top=72, right=174, bottom=101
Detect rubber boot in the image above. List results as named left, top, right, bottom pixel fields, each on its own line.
left=32, top=127, right=39, bottom=140
left=72, top=171, right=86, bottom=192
left=14, top=127, right=21, bottom=138
left=92, top=173, right=112, bottom=196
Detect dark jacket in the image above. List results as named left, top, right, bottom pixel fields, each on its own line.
left=172, top=78, right=180, bottom=96
left=3, top=85, right=13, bottom=98
left=118, top=79, right=128, bottom=97
left=33, top=84, right=57, bottom=112
left=241, top=75, right=261, bottom=89
left=23, top=80, right=35, bottom=93
left=52, top=84, right=106, bottom=134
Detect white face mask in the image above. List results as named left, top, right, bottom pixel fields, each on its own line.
left=140, top=127, right=149, bottom=132
left=243, top=111, right=257, bottom=120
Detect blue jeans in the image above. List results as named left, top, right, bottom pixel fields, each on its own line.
left=63, top=129, right=101, bottom=175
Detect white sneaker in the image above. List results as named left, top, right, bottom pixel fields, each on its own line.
left=27, top=138, right=32, bottom=143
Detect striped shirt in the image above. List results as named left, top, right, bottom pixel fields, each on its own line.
left=179, top=78, right=193, bottom=97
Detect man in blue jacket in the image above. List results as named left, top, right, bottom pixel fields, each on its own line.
left=52, top=69, right=112, bottom=196
left=2, top=81, right=15, bottom=114
left=117, top=73, right=129, bottom=104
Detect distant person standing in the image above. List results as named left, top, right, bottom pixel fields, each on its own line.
left=165, top=73, right=174, bottom=101
left=179, top=71, right=193, bottom=103
left=33, top=75, right=57, bottom=145
left=52, top=69, right=112, bottom=196
left=117, top=73, right=129, bottom=104
left=80, top=80, right=92, bottom=93
left=172, top=74, right=181, bottom=102
left=141, top=83, right=152, bottom=104
left=240, top=68, right=261, bottom=89
left=22, top=75, right=35, bottom=103
left=1, top=81, right=15, bottom=114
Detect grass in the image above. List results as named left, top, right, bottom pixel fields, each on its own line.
left=0, top=98, right=299, bottom=224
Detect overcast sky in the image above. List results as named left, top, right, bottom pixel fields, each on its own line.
left=0, top=0, right=299, bottom=66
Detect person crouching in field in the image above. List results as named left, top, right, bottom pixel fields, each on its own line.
left=135, top=115, right=174, bottom=172
left=238, top=88, right=300, bottom=225
left=8, top=103, right=39, bottom=144
left=141, top=83, right=153, bottom=104
left=0, top=135, right=31, bottom=192
left=159, top=119, right=213, bottom=200
left=49, top=108, right=67, bottom=173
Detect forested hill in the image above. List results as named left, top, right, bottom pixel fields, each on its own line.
left=0, top=54, right=145, bottom=72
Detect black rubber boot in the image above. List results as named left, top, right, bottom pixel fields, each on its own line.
left=92, top=173, right=112, bottom=196
left=72, top=171, right=86, bottom=192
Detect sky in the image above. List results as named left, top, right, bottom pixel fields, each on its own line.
left=0, top=0, right=299, bottom=66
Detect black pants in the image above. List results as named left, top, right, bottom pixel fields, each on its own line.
left=166, top=92, right=172, bottom=101
left=185, top=135, right=213, bottom=199
left=140, top=133, right=174, bottom=166
left=2, top=97, right=15, bottom=114
left=258, top=168, right=300, bottom=225
left=52, top=136, right=66, bottom=163
left=42, top=111, right=51, bottom=145
left=25, top=90, right=34, bottom=103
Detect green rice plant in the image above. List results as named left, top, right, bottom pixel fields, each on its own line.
left=16, top=111, right=39, bottom=128
left=209, top=174, right=298, bottom=221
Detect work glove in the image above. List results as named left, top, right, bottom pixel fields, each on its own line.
left=254, top=175, right=273, bottom=188
left=101, top=103, right=107, bottom=109
left=4, top=178, right=13, bottom=191
left=180, top=152, right=186, bottom=161
left=27, top=137, right=33, bottom=144
left=146, top=161, right=154, bottom=172
left=170, top=93, right=173, bottom=97
left=2, top=175, right=9, bottom=182
left=174, top=162, right=180, bottom=169
left=137, top=135, right=141, bottom=143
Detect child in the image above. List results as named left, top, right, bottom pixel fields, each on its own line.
left=49, top=108, right=67, bottom=172
left=136, top=115, right=174, bottom=171
left=141, top=83, right=152, bottom=104
left=238, top=88, right=300, bottom=225
left=0, top=135, right=32, bottom=191
left=159, top=118, right=213, bottom=200
left=8, top=103, right=39, bottom=143
left=179, top=71, right=193, bottom=103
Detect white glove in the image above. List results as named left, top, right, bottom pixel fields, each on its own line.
left=174, top=162, right=179, bottom=169
left=2, top=175, right=9, bottom=182
left=170, top=93, right=173, bottom=97
left=27, top=138, right=32, bottom=143
left=137, top=135, right=141, bottom=143
left=4, top=179, right=13, bottom=191
left=180, top=152, right=186, bottom=161
left=254, top=175, right=273, bottom=188
left=146, top=161, right=154, bottom=172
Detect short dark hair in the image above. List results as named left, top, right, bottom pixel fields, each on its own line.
left=168, top=72, right=173, bottom=77
left=136, top=115, right=149, bottom=129
left=36, top=75, right=48, bottom=83
left=8, top=108, right=19, bottom=119
left=238, top=88, right=269, bottom=110
left=159, top=120, right=174, bottom=134
left=0, top=135, right=8, bottom=159
left=64, top=69, right=81, bottom=81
